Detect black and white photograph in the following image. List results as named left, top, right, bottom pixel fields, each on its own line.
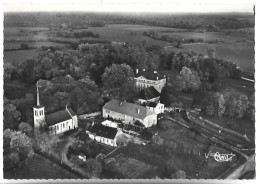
left=1, top=0, right=257, bottom=181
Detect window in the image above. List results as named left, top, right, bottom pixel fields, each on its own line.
left=57, top=125, right=59, bottom=130
left=63, top=123, right=65, bottom=128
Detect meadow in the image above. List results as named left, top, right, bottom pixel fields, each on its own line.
left=4, top=49, right=43, bottom=66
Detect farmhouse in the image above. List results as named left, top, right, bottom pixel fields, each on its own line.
left=103, top=99, right=157, bottom=128
left=138, top=86, right=161, bottom=104
left=145, top=102, right=165, bottom=115
left=33, top=82, right=78, bottom=134
left=134, top=69, right=166, bottom=93
left=86, top=123, right=119, bottom=147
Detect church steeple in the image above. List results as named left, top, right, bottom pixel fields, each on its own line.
left=36, top=81, right=40, bottom=106
left=33, top=81, right=45, bottom=128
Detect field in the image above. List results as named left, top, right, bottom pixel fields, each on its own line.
left=4, top=49, right=43, bottom=66
left=184, top=42, right=254, bottom=72
left=160, top=29, right=253, bottom=42
left=4, top=41, right=68, bottom=50
left=4, top=24, right=254, bottom=73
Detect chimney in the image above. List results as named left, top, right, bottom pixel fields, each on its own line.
left=143, top=69, right=145, bottom=71
left=137, top=108, right=140, bottom=114
left=154, top=71, right=157, bottom=73
left=136, top=69, right=138, bottom=74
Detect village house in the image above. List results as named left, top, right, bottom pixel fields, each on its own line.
left=86, top=123, right=119, bottom=147
left=102, top=99, right=157, bottom=128
left=134, top=69, right=166, bottom=93
left=33, top=82, right=78, bottom=134
left=138, top=86, right=161, bottom=104
left=145, top=102, right=165, bottom=115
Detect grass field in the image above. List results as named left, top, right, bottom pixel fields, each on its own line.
left=4, top=49, right=43, bottom=65
left=160, top=30, right=253, bottom=42
left=167, top=41, right=254, bottom=72
left=183, top=42, right=254, bottom=72
left=4, top=41, right=68, bottom=50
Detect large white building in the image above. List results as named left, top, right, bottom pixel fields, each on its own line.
left=33, top=81, right=78, bottom=134
left=134, top=69, right=166, bottom=93
left=102, top=99, right=157, bottom=128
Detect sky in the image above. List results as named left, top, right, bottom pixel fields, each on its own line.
left=3, top=0, right=254, bottom=13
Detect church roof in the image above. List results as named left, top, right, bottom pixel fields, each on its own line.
left=135, top=69, right=165, bottom=80
left=88, top=124, right=118, bottom=139
left=45, top=108, right=76, bottom=126
left=103, top=99, right=155, bottom=120
left=139, top=86, right=160, bottom=100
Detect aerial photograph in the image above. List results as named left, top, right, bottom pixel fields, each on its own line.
left=2, top=2, right=255, bottom=180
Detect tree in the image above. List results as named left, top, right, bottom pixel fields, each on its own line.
left=96, top=153, right=106, bottom=162
left=70, top=155, right=85, bottom=167
left=175, top=170, right=186, bottom=179
left=175, top=67, right=201, bottom=92
left=34, top=129, right=59, bottom=155
left=54, top=91, right=69, bottom=110
left=235, top=94, right=249, bottom=119
left=10, top=131, right=33, bottom=155
left=20, top=43, right=29, bottom=50
left=4, top=63, right=18, bottom=80
left=18, top=122, right=33, bottom=136
left=4, top=102, right=21, bottom=129
left=83, top=158, right=102, bottom=178
left=102, top=64, right=136, bottom=100
left=216, top=94, right=226, bottom=117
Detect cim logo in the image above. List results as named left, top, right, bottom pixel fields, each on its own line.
left=205, top=151, right=236, bottom=162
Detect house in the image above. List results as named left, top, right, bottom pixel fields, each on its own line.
left=78, top=153, right=87, bottom=162
left=138, top=86, right=161, bottom=104
left=33, top=81, right=78, bottom=134
left=86, top=123, right=119, bottom=147
left=134, top=69, right=166, bottom=93
left=102, top=99, right=157, bottom=128
left=145, top=102, right=165, bottom=115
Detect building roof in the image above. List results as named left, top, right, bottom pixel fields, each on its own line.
left=139, top=86, right=160, bottom=100
left=88, top=124, right=118, bottom=139
left=45, top=108, right=76, bottom=126
left=135, top=69, right=165, bottom=80
left=103, top=99, right=155, bottom=120
left=146, top=102, right=158, bottom=108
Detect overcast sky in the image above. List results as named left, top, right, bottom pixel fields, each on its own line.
left=3, top=0, right=254, bottom=13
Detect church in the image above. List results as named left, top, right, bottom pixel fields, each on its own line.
left=33, top=81, right=78, bottom=134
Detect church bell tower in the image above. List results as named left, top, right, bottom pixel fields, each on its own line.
left=33, top=81, right=45, bottom=128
